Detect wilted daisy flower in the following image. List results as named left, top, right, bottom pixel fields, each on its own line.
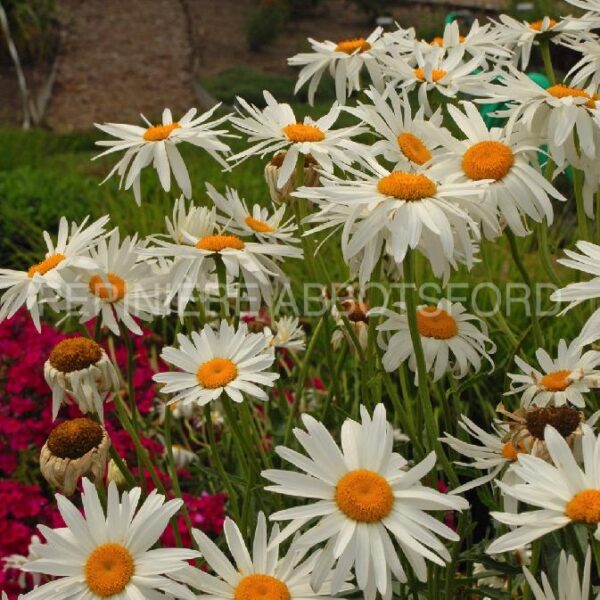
left=493, top=14, right=594, bottom=69
left=264, top=152, right=320, bottom=204
left=506, top=338, right=600, bottom=408
left=40, top=417, right=110, bottom=496
left=0, top=215, right=109, bottom=331
left=429, top=101, right=565, bottom=237
left=344, top=86, right=445, bottom=169
left=288, top=28, right=385, bottom=105
left=263, top=404, right=469, bottom=596
left=381, top=45, right=489, bottom=116
left=331, top=297, right=370, bottom=352
left=266, top=316, right=306, bottom=351
left=372, top=299, right=495, bottom=382
left=154, top=320, right=278, bottom=407
left=186, top=512, right=348, bottom=600
left=67, top=229, right=166, bottom=335
left=298, top=158, right=496, bottom=284
left=228, top=92, right=365, bottom=188
left=44, top=337, right=120, bottom=422
left=94, top=106, right=231, bottom=205
left=20, top=478, right=198, bottom=599
left=487, top=424, right=600, bottom=554
left=206, top=183, right=299, bottom=243
left=523, top=547, right=593, bottom=600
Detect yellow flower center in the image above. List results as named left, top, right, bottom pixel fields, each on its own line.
left=501, top=441, right=527, bottom=462
left=49, top=337, right=103, bottom=373
left=377, top=171, right=437, bottom=200
left=417, top=306, right=458, bottom=339
left=196, top=234, right=245, bottom=252
left=282, top=123, right=325, bottom=143
left=47, top=417, right=104, bottom=459
left=529, top=18, right=557, bottom=31
left=84, top=543, right=134, bottom=597
left=143, top=122, right=181, bottom=141
left=431, top=35, right=465, bottom=46
left=89, top=273, right=126, bottom=302
left=335, top=469, right=394, bottom=523
left=335, top=38, right=371, bottom=54
left=539, top=369, right=572, bottom=392
left=462, top=141, right=514, bottom=181
left=414, top=68, right=447, bottom=82
left=547, top=84, right=599, bottom=108
left=565, top=489, right=600, bottom=524
left=245, top=216, right=274, bottom=233
left=197, top=358, right=238, bottom=389
left=235, top=574, right=291, bottom=600
left=28, top=253, right=66, bottom=278
left=397, top=132, right=432, bottom=165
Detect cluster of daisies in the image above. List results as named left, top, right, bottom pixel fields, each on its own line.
left=5, top=0, right=600, bottom=598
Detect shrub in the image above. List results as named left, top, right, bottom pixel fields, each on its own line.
left=246, top=1, right=288, bottom=51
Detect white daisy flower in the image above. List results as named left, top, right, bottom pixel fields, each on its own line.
left=206, top=183, right=299, bottom=243
left=164, top=195, right=217, bottom=245
left=506, top=338, right=600, bottom=408
left=492, top=15, right=595, bottom=69
left=566, top=39, right=600, bottom=89
left=3, top=534, right=42, bottom=591
left=43, top=337, right=120, bottom=422
left=93, top=106, right=231, bottom=205
left=344, top=86, right=446, bottom=170
left=523, top=546, right=595, bottom=600
left=372, top=299, right=495, bottom=382
left=66, top=229, right=166, bottom=335
left=262, top=404, right=469, bottom=598
left=154, top=320, right=278, bottom=407
left=20, top=478, right=199, bottom=600
left=288, top=28, right=386, bottom=105
left=429, top=101, right=565, bottom=237
left=266, top=316, right=306, bottom=351
left=298, top=158, right=496, bottom=285
left=441, top=415, right=522, bottom=494
left=0, top=215, right=109, bottom=331
left=381, top=45, right=489, bottom=116
left=566, top=0, right=600, bottom=11
left=184, top=512, right=349, bottom=600
left=228, top=92, right=366, bottom=188
left=487, top=424, right=600, bottom=554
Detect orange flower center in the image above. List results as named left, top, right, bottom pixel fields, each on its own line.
left=84, top=543, right=134, bottom=597
left=431, top=35, right=465, bottom=46
left=397, top=132, right=432, bottom=165
left=539, top=369, right=572, bottom=392
left=501, top=441, right=527, bottom=462
left=28, top=253, right=66, bottom=278
left=547, top=84, right=599, bottom=108
left=529, top=18, right=557, bottom=31
left=143, top=122, right=180, bottom=141
left=49, top=337, right=103, bottom=373
left=417, top=306, right=458, bottom=339
left=235, top=574, right=291, bottom=600
left=377, top=171, right=437, bottom=200
left=335, top=469, right=394, bottom=523
left=565, top=489, right=600, bottom=524
left=197, top=358, right=238, bottom=389
left=282, top=123, right=325, bottom=143
left=414, top=68, right=447, bottom=82
left=196, top=234, right=245, bottom=252
left=335, top=38, right=371, bottom=54
left=89, top=273, right=126, bottom=302
left=245, top=216, right=274, bottom=233
left=462, top=141, right=514, bottom=181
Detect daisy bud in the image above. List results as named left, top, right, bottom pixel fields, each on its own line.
left=264, top=152, right=319, bottom=204
left=106, top=457, right=128, bottom=489
left=44, top=337, right=120, bottom=422
left=40, top=418, right=110, bottom=496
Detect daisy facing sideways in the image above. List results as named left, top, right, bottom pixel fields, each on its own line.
left=0, top=215, right=109, bottom=331
left=20, top=478, right=199, bottom=599
left=487, top=424, right=600, bottom=554
left=262, top=404, right=469, bottom=599
left=183, top=512, right=350, bottom=600
left=228, top=91, right=366, bottom=188
left=506, top=338, right=600, bottom=408
left=154, top=320, right=278, bottom=407
left=94, top=106, right=231, bottom=205
left=372, top=299, right=495, bottom=382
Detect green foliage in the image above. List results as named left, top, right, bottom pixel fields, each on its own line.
left=246, top=1, right=288, bottom=51
left=346, top=0, right=394, bottom=22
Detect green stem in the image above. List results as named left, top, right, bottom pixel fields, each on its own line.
left=108, top=445, right=137, bottom=488
left=539, top=40, right=556, bottom=86
left=535, top=221, right=562, bottom=288
left=573, top=168, right=590, bottom=242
